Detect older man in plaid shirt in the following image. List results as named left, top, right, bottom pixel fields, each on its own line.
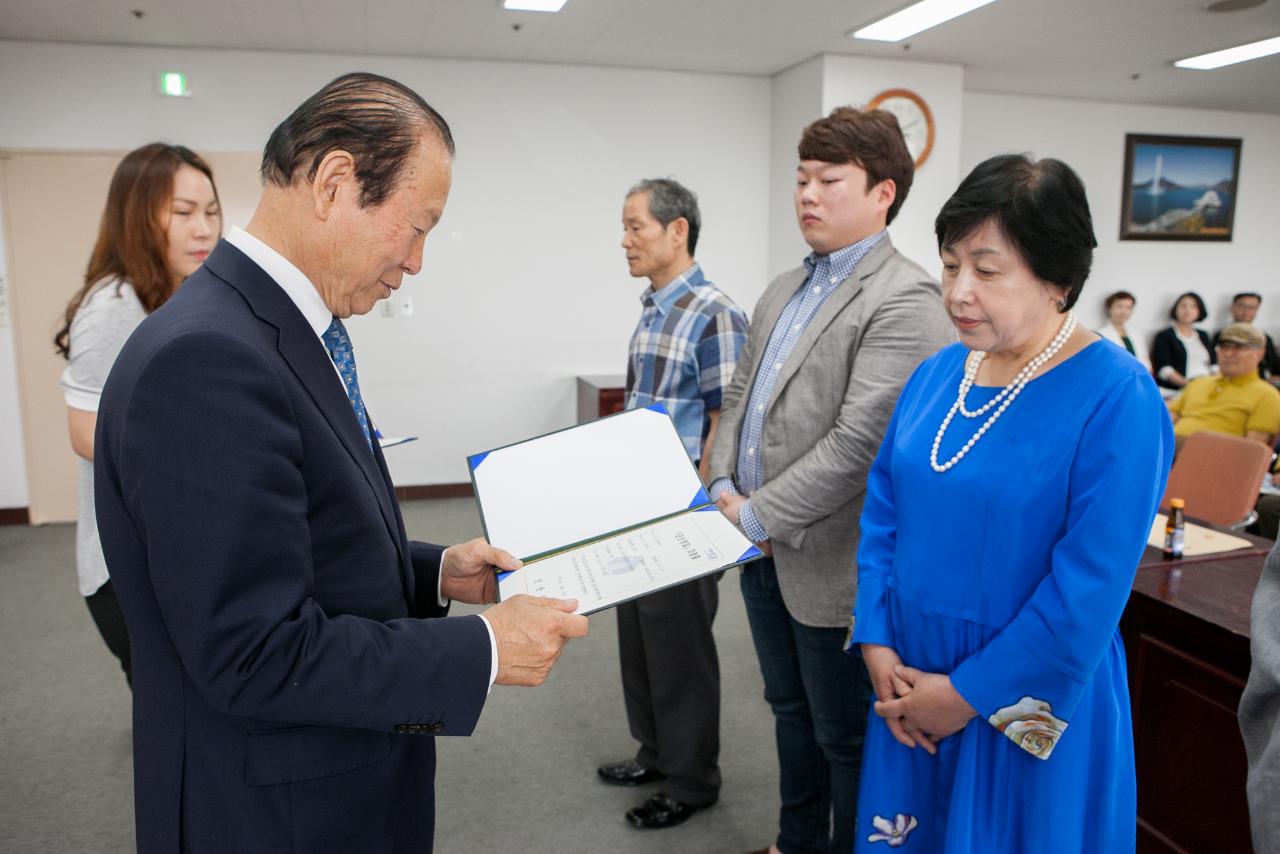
left=595, top=178, right=748, bottom=830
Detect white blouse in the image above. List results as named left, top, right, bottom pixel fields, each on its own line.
left=1176, top=327, right=1213, bottom=381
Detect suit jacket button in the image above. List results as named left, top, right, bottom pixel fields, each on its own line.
left=394, top=725, right=408, bottom=734
left=428, top=723, right=444, bottom=734
left=408, top=724, right=423, bottom=734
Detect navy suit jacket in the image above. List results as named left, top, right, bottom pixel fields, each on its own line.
left=95, top=241, right=492, bottom=853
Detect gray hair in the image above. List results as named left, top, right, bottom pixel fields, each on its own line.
left=261, top=72, right=453, bottom=208
left=627, top=178, right=701, bottom=256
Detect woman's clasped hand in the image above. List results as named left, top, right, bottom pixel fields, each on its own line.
left=863, top=643, right=976, bottom=754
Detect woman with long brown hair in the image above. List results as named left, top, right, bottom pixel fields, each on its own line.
left=56, top=143, right=221, bottom=686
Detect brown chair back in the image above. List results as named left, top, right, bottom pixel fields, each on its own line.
left=1160, top=431, right=1272, bottom=527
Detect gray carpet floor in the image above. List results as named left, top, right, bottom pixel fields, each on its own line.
left=0, top=498, right=781, bottom=853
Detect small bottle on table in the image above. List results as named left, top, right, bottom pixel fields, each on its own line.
left=1163, top=498, right=1185, bottom=560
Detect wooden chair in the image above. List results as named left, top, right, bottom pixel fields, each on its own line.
left=1161, top=431, right=1273, bottom=529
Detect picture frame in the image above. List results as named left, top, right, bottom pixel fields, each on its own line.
left=1119, top=133, right=1242, bottom=242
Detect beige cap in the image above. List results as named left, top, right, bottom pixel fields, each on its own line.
left=1218, top=322, right=1265, bottom=348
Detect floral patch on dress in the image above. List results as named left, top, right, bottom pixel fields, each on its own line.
left=988, top=696, right=1068, bottom=760
left=867, top=813, right=918, bottom=847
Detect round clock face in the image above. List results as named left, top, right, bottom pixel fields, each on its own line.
left=868, top=90, right=935, bottom=168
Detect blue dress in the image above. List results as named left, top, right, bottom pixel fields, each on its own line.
left=851, top=340, right=1173, bottom=853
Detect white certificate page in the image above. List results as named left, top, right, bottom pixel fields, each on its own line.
left=471, top=407, right=705, bottom=561
left=498, top=509, right=757, bottom=615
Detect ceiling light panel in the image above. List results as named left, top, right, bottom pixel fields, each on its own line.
left=852, top=0, right=999, bottom=42
left=503, top=0, right=568, bottom=11
left=1175, top=35, right=1280, bottom=69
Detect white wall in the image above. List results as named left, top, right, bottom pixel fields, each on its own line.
left=820, top=55, right=964, bottom=278
left=962, top=92, right=1280, bottom=350
left=768, top=58, right=824, bottom=280
left=3, top=39, right=1277, bottom=496
left=0, top=180, right=31, bottom=508
left=767, top=55, right=965, bottom=281
left=0, top=40, right=771, bottom=487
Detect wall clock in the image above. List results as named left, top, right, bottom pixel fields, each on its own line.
left=867, top=88, right=935, bottom=169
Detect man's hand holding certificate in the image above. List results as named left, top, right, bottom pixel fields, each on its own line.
left=467, top=405, right=763, bottom=615
left=439, top=538, right=521, bottom=604
left=485, top=595, right=587, bottom=686
left=438, top=538, right=587, bottom=687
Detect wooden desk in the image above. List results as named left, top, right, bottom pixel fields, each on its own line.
left=576, top=375, right=626, bottom=423
left=1123, top=534, right=1271, bottom=854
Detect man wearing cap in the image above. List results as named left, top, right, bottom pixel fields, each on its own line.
left=1169, top=322, right=1280, bottom=448
left=1215, top=292, right=1280, bottom=383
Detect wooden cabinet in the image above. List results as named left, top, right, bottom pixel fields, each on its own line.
left=576, top=375, right=626, bottom=423
left=1123, top=546, right=1269, bottom=854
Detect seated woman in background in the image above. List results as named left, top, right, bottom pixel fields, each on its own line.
left=55, top=143, right=221, bottom=687
left=1151, top=291, right=1214, bottom=391
left=1097, top=289, right=1150, bottom=370
left=851, top=154, right=1173, bottom=852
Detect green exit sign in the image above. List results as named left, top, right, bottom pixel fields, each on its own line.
left=157, top=72, right=191, bottom=97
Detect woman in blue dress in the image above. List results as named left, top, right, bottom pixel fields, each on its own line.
left=852, top=155, right=1173, bottom=852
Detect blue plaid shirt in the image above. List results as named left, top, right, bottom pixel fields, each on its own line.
left=626, top=264, right=748, bottom=461
left=712, top=231, right=885, bottom=541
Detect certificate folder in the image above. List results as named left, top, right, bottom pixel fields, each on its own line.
left=467, top=404, right=762, bottom=615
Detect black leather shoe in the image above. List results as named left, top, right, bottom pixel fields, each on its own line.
left=625, top=793, right=712, bottom=829
left=597, top=759, right=665, bottom=787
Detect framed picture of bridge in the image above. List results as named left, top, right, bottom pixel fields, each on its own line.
left=1120, top=133, right=1241, bottom=241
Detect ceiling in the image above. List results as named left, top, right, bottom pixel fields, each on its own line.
left=2, top=0, right=1279, bottom=113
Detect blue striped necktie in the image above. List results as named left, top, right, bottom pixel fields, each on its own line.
left=323, top=318, right=373, bottom=450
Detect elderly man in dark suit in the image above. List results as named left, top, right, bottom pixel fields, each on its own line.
left=95, top=73, right=587, bottom=854
left=708, top=107, right=953, bottom=854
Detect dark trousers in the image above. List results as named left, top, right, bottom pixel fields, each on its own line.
left=84, top=578, right=132, bottom=688
left=740, top=558, right=871, bottom=854
left=616, top=572, right=721, bottom=806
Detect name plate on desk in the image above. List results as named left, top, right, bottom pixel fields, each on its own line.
left=466, top=405, right=761, bottom=614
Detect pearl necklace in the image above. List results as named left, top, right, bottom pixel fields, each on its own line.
left=930, top=312, right=1077, bottom=473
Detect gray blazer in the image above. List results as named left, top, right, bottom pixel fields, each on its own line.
left=709, top=235, right=954, bottom=627
left=1241, top=537, right=1280, bottom=854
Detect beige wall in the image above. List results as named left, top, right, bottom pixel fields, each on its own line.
left=2, top=150, right=261, bottom=523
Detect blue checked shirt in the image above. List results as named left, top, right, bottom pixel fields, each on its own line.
left=712, top=231, right=885, bottom=542
left=626, top=264, right=748, bottom=461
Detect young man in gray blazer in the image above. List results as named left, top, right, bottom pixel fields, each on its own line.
left=708, top=107, right=953, bottom=854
